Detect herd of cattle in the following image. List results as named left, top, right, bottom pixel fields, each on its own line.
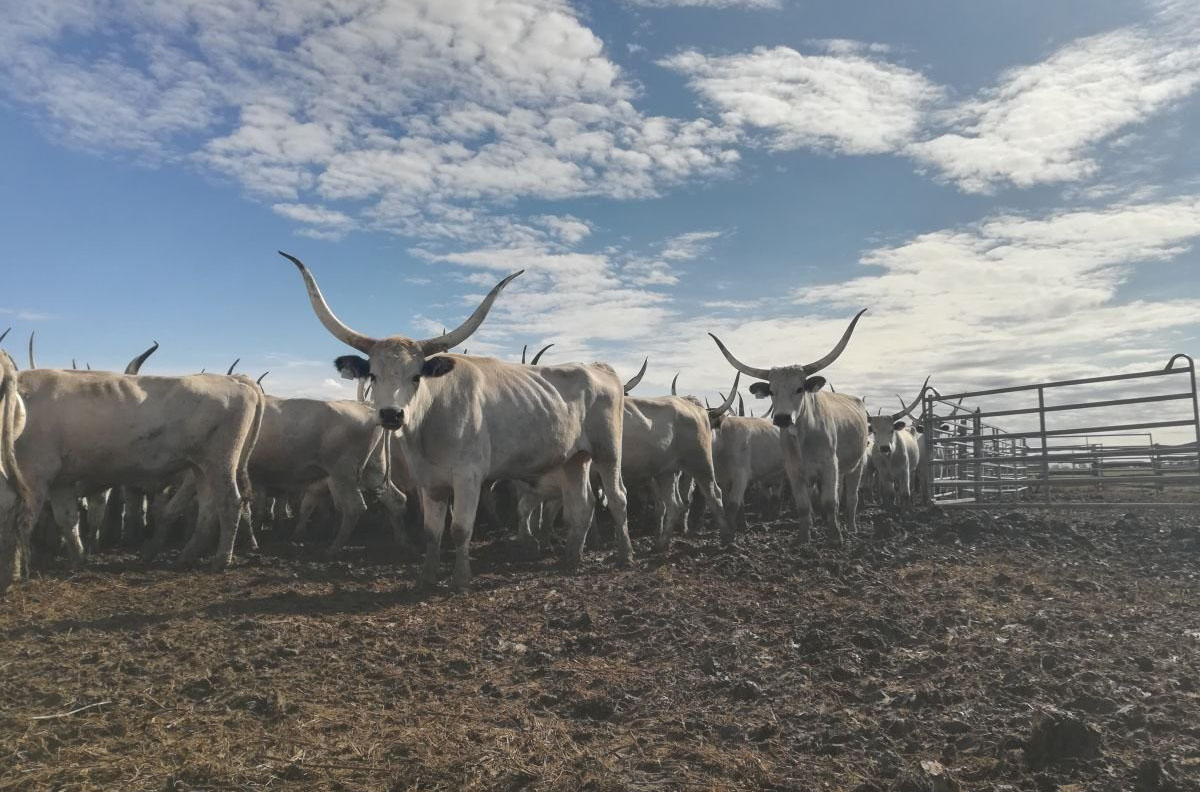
left=0, top=253, right=945, bottom=595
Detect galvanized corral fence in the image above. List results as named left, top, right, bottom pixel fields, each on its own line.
left=920, top=354, right=1200, bottom=507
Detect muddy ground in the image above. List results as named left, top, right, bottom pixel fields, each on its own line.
left=2, top=495, right=1199, bottom=792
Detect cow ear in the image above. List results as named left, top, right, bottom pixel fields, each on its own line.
left=421, top=356, right=456, bottom=378
left=893, top=420, right=906, bottom=430
left=803, top=376, right=827, bottom=393
left=333, top=355, right=370, bottom=380
left=748, top=381, right=770, bottom=398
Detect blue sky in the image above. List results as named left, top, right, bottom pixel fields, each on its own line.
left=1, top=0, right=1198, bottom=423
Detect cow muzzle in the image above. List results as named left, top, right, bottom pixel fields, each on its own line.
left=773, top=414, right=792, bottom=428
left=378, top=407, right=405, bottom=430
left=879, top=445, right=892, bottom=455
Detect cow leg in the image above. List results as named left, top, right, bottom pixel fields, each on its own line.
left=238, top=501, right=259, bottom=551
left=83, top=489, right=109, bottom=555
left=560, top=458, right=598, bottom=569
left=325, top=476, right=368, bottom=556
left=292, top=482, right=325, bottom=543
left=515, top=488, right=541, bottom=555
left=652, top=472, right=686, bottom=553
left=816, top=457, right=843, bottom=546
left=690, top=465, right=729, bottom=545
left=675, top=472, right=694, bottom=534
left=208, top=472, right=243, bottom=571
left=843, top=462, right=865, bottom=537
left=122, top=488, right=149, bottom=546
left=723, top=470, right=750, bottom=540
left=143, top=480, right=194, bottom=562
left=0, top=478, right=46, bottom=591
left=48, top=488, right=86, bottom=566
left=177, top=478, right=215, bottom=567
left=446, top=476, right=483, bottom=590
left=591, top=457, right=632, bottom=566
left=417, top=491, right=450, bottom=589
left=785, top=468, right=814, bottom=544
left=376, top=482, right=409, bottom=553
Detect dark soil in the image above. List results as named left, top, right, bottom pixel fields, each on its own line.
left=2, top=501, right=1199, bottom=791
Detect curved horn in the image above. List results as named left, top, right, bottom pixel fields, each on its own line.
left=0, top=327, right=9, bottom=345
left=420, top=270, right=524, bottom=354
left=708, top=333, right=771, bottom=379
left=226, top=358, right=240, bottom=376
left=85, top=363, right=91, bottom=370
left=829, top=383, right=836, bottom=393
left=521, top=344, right=528, bottom=364
left=28, top=331, right=35, bottom=370
left=670, top=373, right=679, bottom=396
left=623, top=357, right=648, bottom=394
left=531, top=343, right=553, bottom=365
left=893, top=376, right=930, bottom=421
left=200, top=368, right=206, bottom=374
left=279, top=251, right=377, bottom=353
left=256, top=371, right=270, bottom=385
left=125, top=341, right=159, bottom=375
left=951, top=396, right=965, bottom=416
left=737, top=394, right=745, bottom=417
left=71, top=359, right=77, bottom=370
left=708, top=373, right=741, bottom=418
left=802, top=308, right=868, bottom=374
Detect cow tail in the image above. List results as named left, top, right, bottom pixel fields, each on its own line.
left=1, top=355, right=31, bottom=525
left=236, top=383, right=266, bottom=501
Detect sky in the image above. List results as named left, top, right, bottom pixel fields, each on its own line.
left=1, top=0, right=1198, bottom=440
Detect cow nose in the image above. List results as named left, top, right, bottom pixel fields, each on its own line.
left=773, top=414, right=792, bottom=428
left=880, top=445, right=891, bottom=454
left=378, top=408, right=405, bottom=429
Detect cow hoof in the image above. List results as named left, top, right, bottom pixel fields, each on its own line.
left=451, top=577, right=472, bottom=593
left=558, top=555, right=583, bottom=572
left=209, top=558, right=230, bottom=573
left=611, top=552, right=633, bottom=569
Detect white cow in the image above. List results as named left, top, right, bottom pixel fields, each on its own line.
left=253, top=397, right=408, bottom=554
left=621, top=371, right=739, bottom=548
left=866, top=377, right=929, bottom=508
left=0, top=371, right=263, bottom=589
left=280, top=251, right=632, bottom=589
left=709, top=311, right=869, bottom=544
left=712, top=412, right=785, bottom=536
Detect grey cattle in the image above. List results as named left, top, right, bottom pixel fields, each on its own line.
left=866, top=377, right=929, bottom=508
left=712, top=413, right=784, bottom=536
left=252, top=397, right=408, bottom=554
left=0, top=371, right=263, bottom=591
left=280, top=251, right=632, bottom=589
left=620, top=372, right=739, bottom=549
left=709, top=311, right=869, bottom=544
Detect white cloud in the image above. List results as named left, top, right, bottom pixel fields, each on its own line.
left=660, top=230, right=722, bottom=260
left=0, top=0, right=739, bottom=240
left=661, top=45, right=942, bottom=155
left=908, top=8, right=1200, bottom=193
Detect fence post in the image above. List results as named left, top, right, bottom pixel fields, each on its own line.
left=1037, top=386, right=1051, bottom=504
left=973, top=408, right=983, bottom=503
left=922, top=391, right=934, bottom=505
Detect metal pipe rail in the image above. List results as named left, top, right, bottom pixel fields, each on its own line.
left=920, top=354, right=1200, bottom=507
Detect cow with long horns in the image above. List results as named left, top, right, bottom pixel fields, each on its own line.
left=622, top=367, right=740, bottom=548
left=867, top=377, right=929, bottom=508
left=1, top=370, right=264, bottom=591
left=279, top=252, right=633, bottom=589
left=709, top=311, right=869, bottom=544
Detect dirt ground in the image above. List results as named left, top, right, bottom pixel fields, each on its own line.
left=2, top=495, right=1199, bottom=792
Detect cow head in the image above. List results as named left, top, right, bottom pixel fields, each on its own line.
left=282, top=252, right=521, bottom=430
left=867, top=377, right=929, bottom=455
left=709, top=309, right=867, bottom=430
